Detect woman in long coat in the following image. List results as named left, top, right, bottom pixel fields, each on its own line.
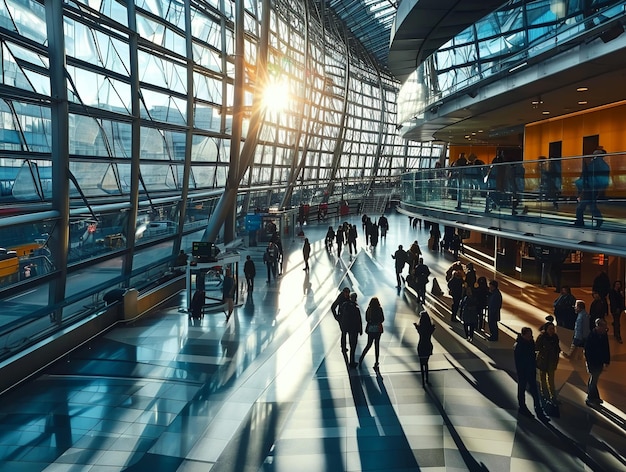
left=414, top=311, right=436, bottom=387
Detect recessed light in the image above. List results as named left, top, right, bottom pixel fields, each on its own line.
left=577, top=87, right=588, bottom=92
left=578, top=101, right=588, bottom=105
left=542, top=111, right=550, bottom=115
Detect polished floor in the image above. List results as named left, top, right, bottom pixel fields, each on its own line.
left=0, top=214, right=625, bottom=471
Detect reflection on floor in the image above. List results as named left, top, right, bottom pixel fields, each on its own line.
left=0, top=214, right=624, bottom=471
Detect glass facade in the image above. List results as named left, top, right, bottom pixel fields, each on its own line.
left=0, top=0, right=443, bottom=360
left=397, top=0, right=626, bottom=124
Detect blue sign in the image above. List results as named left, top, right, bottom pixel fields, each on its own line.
left=245, top=214, right=262, bottom=231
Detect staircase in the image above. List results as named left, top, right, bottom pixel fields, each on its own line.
left=360, top=194, right=389, bottom=216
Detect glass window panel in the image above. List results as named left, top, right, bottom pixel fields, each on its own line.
left=64, top=20, right=130, bottom=75
left=137, top=50, right=187, bottom=94
left=194, top=72, right=222, bottom=103
left=192, top=43, right=222, bottom=72
left=136, top=13, right=186, bottom=56
left=67, top=66, right=132, bottom=113
left=69, top=161, right=124, bottom=197
left=190, top=165, right=216, bottom=188
left=0, top=217, right=54, bottom=288
left=2, top=0, right=47, bottom=44
left=139, top=163, right=178, bottom=190
left=139, top=88, right=187, bottom=125
left=69, top=114, right=123, bottom=157
left=2, top=101, right=51, bottom=153
left=193, top=103, right=220, bottom=132
left=67, top=210, right=130, bottom=263
left=191, top=135, right=219, bottom=162
left=137, top=0, right=186, bottom=30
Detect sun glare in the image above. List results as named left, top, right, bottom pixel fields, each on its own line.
left=262, top=80, right=289, bottom=112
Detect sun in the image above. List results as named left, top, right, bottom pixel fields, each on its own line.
left=262, top=79, right=289, bottom=112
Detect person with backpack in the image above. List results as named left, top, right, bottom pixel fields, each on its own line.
left=574, top=147, right=609, bottom=228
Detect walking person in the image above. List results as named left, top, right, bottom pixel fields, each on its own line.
left=392, top=245, right=408, bottom=288
left=347, top=224, right=358, bottom=256
left=263, top=241, right=278, bottom=282
left=358, top=297, right=384, bottom=370
left=414, top=311, right=435, bottom=387
left=302, top=238, right=311, bottom=271
left=608, top=280, right=624, bottom=343
left=567, top=300, right=590, bottom=360
left=336, top=226, right=345, bottom=257
left=378, top=214, right=389, bottom=240
left=325, top=226, right=335, bottom=252
left=222, top=268, right=235, bottom=322
left=448, top=270, right=464, bottom=322
left=535, top=321, right=561, bottom=403
left=589, top=291, right=608, bottom=330
left=243, top=255, right=256, bottom=292
left=474, top=276, right=490, bottom=331
left=553, top=286, right=576, bottom=329
left=585, top=318, right=610, bottom=406
left=370, top=221, right=379, bottom=248
left=514, top=327, right=551, bottom=422
left=341, top=292, right=362, bottom=368
left=460, top=286, right=479, bottom=342
left=413, top=257, right=431, bottom=304
left=574, top=148, right=609, bottom=228
left=331, top=287, right=351, bottom=353
left=487, top=280, right=502, bottom=341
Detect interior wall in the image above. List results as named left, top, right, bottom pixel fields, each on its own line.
left=524, top=101, right=626, bottom=197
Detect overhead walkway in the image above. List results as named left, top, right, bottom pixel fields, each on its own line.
left=0, top=214, right=624, bottom=471
left=400, top=153, right=626, bottom=258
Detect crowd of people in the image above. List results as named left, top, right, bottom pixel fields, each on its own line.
left=187, top=212, right=619, bottom=420
left=322, top=214, right=389, bottom=257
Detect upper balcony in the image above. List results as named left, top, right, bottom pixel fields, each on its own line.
left=389, top=0, right=509, bottom=83
left=396, top=2, right=626, bottom=145
left=399, top=152, right=626, bottom=257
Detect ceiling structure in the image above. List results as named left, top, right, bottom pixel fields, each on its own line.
left=327, top=0, right=399, bottom=69
left=332, top=1, right=626, bottom=146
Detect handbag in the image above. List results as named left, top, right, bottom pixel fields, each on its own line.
left=366, top=323, right=383, bottom=334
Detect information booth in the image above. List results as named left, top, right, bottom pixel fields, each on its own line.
left=185, top=242, right=240, bottom=314
left=246, top=208, right=300, bottom=246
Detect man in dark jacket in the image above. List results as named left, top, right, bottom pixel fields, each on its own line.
left=487, top=280, right=502, bottom=341
left=331, top=287, right=351, bottom=352
left=413, top=258, right=431, bottom=304
left=585, top=318, right=610, bottom=406
left=514, top=327, right=550, bottom=422
left=243, top=255, right=256, bottom=292
left=392, top=245, right=408, bottom=288
left=341, top=292, right=363, bottom=368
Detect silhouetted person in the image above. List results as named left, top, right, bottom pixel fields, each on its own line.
left=414, top=311, right=435, bottom=387
left=244, top=255, right=256, bottom=292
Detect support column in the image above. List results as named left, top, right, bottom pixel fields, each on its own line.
left=45, top=0, right=70, bottom=322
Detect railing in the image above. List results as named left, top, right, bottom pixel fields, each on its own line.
left=401, top=152, right=626, bottom=233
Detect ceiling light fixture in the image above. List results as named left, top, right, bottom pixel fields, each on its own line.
left=542, top=111, right=550, bottom=115
left=578, top=101, right=588, bottom=105
left=577, top=87, right=588, bottom=92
